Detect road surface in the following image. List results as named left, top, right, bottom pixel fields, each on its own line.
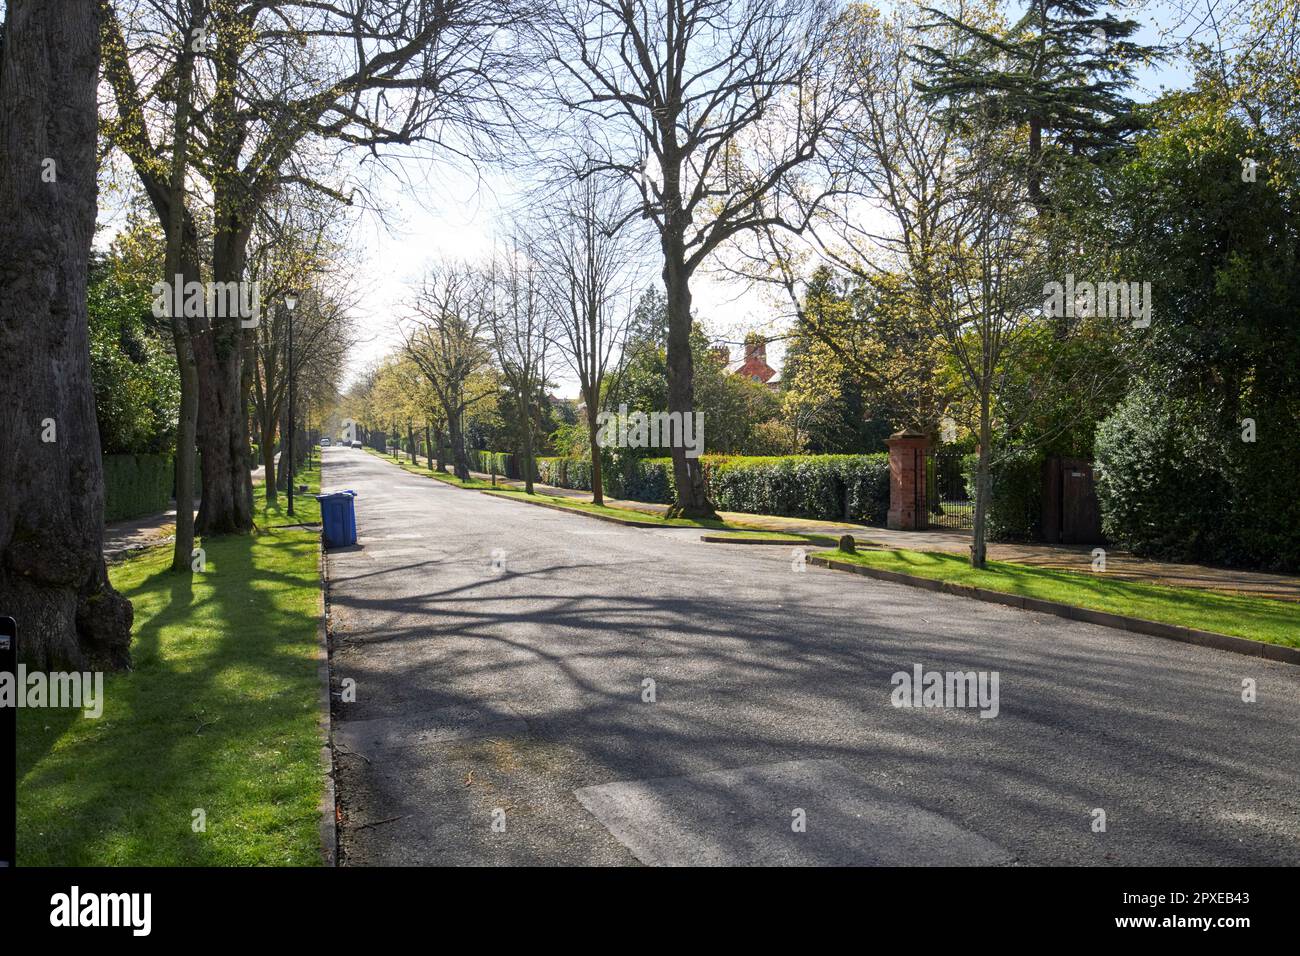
left=321, top=446, right=1300, bottom=866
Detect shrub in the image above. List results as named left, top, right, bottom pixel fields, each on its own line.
left=962, top=449, right=1043, bottom=541
left=1094, top=386, right=1258, bottom=565
left=469, top=450, right=516, bottom=478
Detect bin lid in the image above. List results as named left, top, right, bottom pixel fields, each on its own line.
left=314, top=490, right=357, bottom=501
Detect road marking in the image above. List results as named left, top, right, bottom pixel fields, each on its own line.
left=574, top=759, right=1012, bottom=866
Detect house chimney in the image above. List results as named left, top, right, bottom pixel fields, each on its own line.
left=744, top=337, right=766, bottom=364
left=711, top=345, right=730, bottom=365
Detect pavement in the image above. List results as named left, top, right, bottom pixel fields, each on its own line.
left=323, top=445, right=1300, bottom=866
left=102, top=453, right=287, bottom=560
left=102, top=499, right=199, bottom=560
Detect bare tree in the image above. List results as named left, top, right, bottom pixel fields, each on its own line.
left=0, top=0, right=134, bottom=668
left=401, top=267, right=497, bottom=481
left=929, top=120, right=1044, bottom=569
left=246, top=188, right=354, bottom=499
left=543, top=0, right=845, bottom=517
left=486, top=236, right=553, bottom=493
left=162, top=0, right=205, bottom=573
left=102, top=0, right=526, bottom=533
left=531, top=176, right=643, bottom=503
left=737, top=1, right=965, bottom=436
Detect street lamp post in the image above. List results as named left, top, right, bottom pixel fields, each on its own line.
left=285, top=291, right=298, bottom=517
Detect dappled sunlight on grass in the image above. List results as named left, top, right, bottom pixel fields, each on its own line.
left=17, top=466, right=325, bottom=865
left=814, top=548, right=1300, bottom=648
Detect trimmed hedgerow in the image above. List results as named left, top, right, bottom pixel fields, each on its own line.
left=534, top=452, right=889, bottom=524
left=536, top=456, right=595, bottom=490
left=469, top=450, right=518, bottom=479
left=103, top=453, right=174, bottom=522
left=618, top=457, right=674, bottom=503
left=707, top=454, right=889, bottom=523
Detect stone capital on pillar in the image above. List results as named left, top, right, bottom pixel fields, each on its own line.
left=885, top=428, right=931, bottom=531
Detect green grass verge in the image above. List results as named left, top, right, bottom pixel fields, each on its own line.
left=17, top=463, right=326, bottom=865
left=481, top=488, right=765, bottom=530
left=813, top=548, right=1300, bottom=648
left=701, top=529, right=844, bottom=546
left=363, top=446, right=499, bottom=489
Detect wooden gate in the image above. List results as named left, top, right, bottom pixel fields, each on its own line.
left=1041, top=457, right=1104, bottom=544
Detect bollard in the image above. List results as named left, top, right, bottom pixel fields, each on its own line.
left=838, top=534, right=857, bottom=554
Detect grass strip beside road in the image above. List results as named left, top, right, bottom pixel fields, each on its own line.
left=17, top=464, right=326, bottom=865
left=482, top=488, right=777, bottom=531
left=363, top=446, right=499, bottom=489
left=812, top=547, right=1300, bottom=648
left=701, top=529, right=847, bottom=546
left=360, top=447, right=798, bottom=531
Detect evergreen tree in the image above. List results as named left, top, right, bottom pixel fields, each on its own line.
left=913, top=0, right=1158, bottom=206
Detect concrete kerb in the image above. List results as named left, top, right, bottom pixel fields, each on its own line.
left=807, top=554, right=1300, bottom=666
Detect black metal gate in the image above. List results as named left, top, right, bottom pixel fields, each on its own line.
left=923, top=448, right=974, bottom=531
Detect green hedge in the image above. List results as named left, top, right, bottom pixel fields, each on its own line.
left=103, top=453, right=174, bottom=522
left=961, top=449, right=1043, bottom=542
left=535, top=453, right=890, bottom=524
left=469, top=450, right=520, bottom=479
left=617, top=457, right=674, bottom=503
left=536, top=456, right=596, bottom=490
left=707, top=454, right=890, bottom=523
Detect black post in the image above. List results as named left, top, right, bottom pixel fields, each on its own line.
left=1, top=616, right=16, bottom=867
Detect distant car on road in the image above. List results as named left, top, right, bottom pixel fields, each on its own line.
left=351, top=440, right=362, bottom=449
left=321, top=437, right=331, bottom=446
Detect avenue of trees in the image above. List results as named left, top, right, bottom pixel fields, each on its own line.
left=1, top=0, right=1296, bottom=664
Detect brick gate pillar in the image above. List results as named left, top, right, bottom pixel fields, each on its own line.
left=886, top=429, right=931, bottom=530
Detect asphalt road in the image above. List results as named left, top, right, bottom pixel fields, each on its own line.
left=322, top=446, right=1300, bottom=866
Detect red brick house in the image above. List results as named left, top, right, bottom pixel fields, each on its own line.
left=715, top=336, right=779, bottom=389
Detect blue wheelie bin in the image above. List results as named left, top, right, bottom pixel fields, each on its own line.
left=316, top=490, right=357, bottom=548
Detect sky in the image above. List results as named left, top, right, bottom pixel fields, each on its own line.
left=91, top=0, right=1201, bottom=400
left=335, top=0, right=1197, bottom=399
left=337, top=154, right=795, bottom=399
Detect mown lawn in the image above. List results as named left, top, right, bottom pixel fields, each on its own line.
left=363, top=446, right=500, bottom=489
left=482, top=488, right=771, bottom=530
left=17, top=463, right=325, bottom=865
left=364, top=446, right=775, bottom=528
left=813, top=547, right=1300, bottom=648
left=701, top=529, right=845, bottom=546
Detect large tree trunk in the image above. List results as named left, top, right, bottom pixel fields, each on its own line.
left=435, top=427, right=448, bottom=472
left=447, top=412, right=470, bottom=481
left=165, top=1, right=202, bottom=573
left=970, top=395, right=993, bottom=569
left=584, top=384, right=605, bottom=506
left=195, top=230, right=254, bottom=534
left=0, top=0, right=133, bottom=669
left=519, top=393, right=535, bottom=494
left=172, top=332, right=200, bottom=569
left=424, top=424, right=433, bottom=471
left=662, top=247, right=715, bottom=518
